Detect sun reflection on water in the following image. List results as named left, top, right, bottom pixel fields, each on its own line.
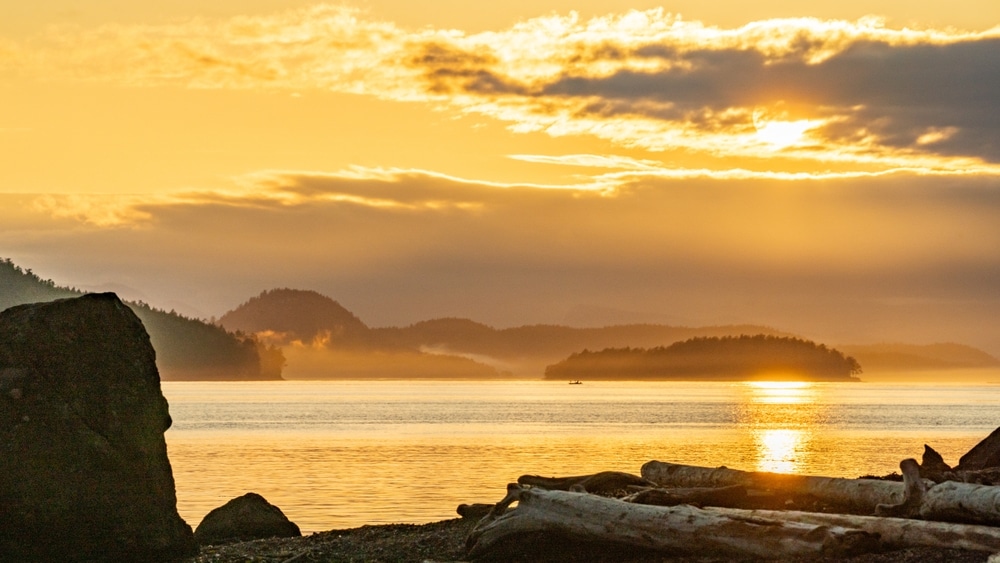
left=755, top=428, right=805, bottom=473
left=739, top=381, right=821, bottom=473
left=746, top=380, right=815, bottom=404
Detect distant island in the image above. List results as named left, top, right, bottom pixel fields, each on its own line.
left=544, top=335, right=863, bottom=382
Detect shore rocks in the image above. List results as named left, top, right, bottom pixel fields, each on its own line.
left=195, top=493, right=301, bottom=545
left=957, top=426, right=1000, bottom=472
left=0, top=293, right=197, bottom=561
left=918, top=444, right=955, bottom=481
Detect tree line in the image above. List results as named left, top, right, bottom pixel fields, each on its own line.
left=545, top=334, right=862, bottom=381
left=1, top=258, right=283, bottom=380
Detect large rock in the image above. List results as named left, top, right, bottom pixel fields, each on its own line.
left=194, top=492, right=301, bottom=545
left=0, top=293, right=197, bottom=561
left=957, top=426, right=1000, bottom=472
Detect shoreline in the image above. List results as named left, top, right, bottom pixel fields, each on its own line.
left=183, top=516, right=991, bottom=563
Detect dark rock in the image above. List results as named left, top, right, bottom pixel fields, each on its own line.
left=919, top=444, right=954, bottom=482
left=195, top=492, right=301, bottom=545
left=0, top=293, right=197, bottom=562
left=956, top=426, right=1000, bottom=472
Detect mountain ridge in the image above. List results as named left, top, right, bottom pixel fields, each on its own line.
left=219, top=287, right=1000, bottom=378
left=0, top=258, right=282, bottom=381
left=219, top=289, right=801, bottom=377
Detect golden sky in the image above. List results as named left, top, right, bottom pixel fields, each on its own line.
left=2, top=1, right=999, bottom=354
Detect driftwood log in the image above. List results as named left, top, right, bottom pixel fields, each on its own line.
left=703, top=507, right=1000, bottom=554
left=517, top=471, right=654, bottom=494
left=466, top=483, right=1000, bottom=560
left=641, top=460, right=905, bottom=513
left=622, top=484, right=749, bottom=507
left=520, top=470, right=752, bottom=508
left=878, top=458, right=1000, bottom=525
left=645, top=460, right=1000, bottom=526
left=466, top=484, right=878, bottom=560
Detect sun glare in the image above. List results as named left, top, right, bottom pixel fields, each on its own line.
left=755, top=429, right=805, bottom=474
left=753, top=119, right=815, bottom=149
left=746, top=380, right=814, bottom=404
left=751, top=108, right=822, bottom=150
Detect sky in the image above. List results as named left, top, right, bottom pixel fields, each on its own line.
left=2, top=1, right=999, bottom=355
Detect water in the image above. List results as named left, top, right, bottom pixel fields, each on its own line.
left=162, top=379, right=1000, bottom=533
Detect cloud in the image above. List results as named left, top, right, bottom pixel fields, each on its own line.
left=5, top=7, right=1000, bottom=174
left=26, top=166, right=1000, bottom=272
left=9, top=167, right=999, bottom=353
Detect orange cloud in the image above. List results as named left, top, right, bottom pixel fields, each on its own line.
left=5, top=7, right=1000, bottom=175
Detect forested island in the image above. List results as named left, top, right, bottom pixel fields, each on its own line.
left=544, top=335, right=862, bottom=381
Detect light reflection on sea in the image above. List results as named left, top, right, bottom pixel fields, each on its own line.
left=162, top=379, right=1000, bottom=533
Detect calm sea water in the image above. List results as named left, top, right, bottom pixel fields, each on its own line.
left=162, top=379, right=1000, bottom=533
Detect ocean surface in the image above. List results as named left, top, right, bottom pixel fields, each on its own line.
left=162, top=378, right=1000, bottom=534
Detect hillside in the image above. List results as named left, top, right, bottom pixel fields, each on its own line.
left=837, top=343, right=1000, bottom=372
left=0, top=258, right=281, bottom=381
left=220, top=288, right=799, bottom=377
left=219, top=289, right=369, bottom=344
left=545, top=335, right=863, bottom=382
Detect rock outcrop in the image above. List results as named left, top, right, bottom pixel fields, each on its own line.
left=194, top=492, right=301, bottom=545
left=957, top=426, right=1000, bottom=472
left=0, top=293, right=197, bottom=561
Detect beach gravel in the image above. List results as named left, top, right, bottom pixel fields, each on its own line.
left=183, top=517, right=992, bottom=563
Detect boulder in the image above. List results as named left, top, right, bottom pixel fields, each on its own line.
left=919, top=444, right=954, bottom=482
left=957, top=426, right=1000, bottom=472
left=0, top=293, right=197, bottom=561
left=194, top=492, right=301, bottom=545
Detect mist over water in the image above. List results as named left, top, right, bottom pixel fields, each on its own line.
left=163, top=378, right=1000, bottom=533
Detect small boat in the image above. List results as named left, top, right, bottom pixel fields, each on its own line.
left=568, top=380, right=583, bottom=385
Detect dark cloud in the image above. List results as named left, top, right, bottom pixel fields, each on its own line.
left=410, top=43, right=529, bottom=95
left=443, top=37, right=1000, bottom=161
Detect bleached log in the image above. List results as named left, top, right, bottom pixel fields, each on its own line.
left=920, top=479, right=1000, bottom=525
left=518, top=471, right=654, bottom=494
left=641, top=460, right=906, bottom=512
left=702, top=507, right=1000, bottom=554
left=875, top=458, right=926, bottom=518
left=644, top=459, right=1000, bottom=526
left=466, top=484, right=877, bottom=560
left=466, top=484, right=1000, bottom=560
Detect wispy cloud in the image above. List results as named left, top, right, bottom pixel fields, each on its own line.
left=10, top=164, right=998, bottom=351
left=27, top=165, right=1000, bottom=267
left=17, top=168, right=1000, bottom=316
left=5, top=6, right=1000, bottom=175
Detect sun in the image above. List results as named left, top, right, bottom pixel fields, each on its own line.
left=752, top=108, right=819, bottom=149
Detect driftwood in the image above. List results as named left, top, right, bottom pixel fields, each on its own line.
left=466, top=483, right=1000, bottom=560
left=622, top=484, right=749, bottom=507
left=881, top=458, right=1000, bottom=525
left=517, top=471, right=654, bottom=494
left=457, top=503, right=495, bottom=520
left=875, top=458, right=926, bottom=518
left=466, top=484, right=878, bottom=560
left=645, top=459, right=1000, bottom=526
left=641, top=460, right=905, bottom=512
left=701, top=507, right=1000, bottom=554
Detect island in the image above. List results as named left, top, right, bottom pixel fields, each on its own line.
left=544, top=335, right=862, bottom=381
